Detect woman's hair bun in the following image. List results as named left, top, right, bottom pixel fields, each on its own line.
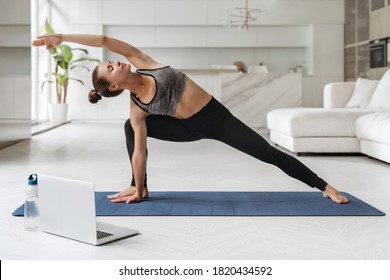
left=88, top=89, right=102, bottom=104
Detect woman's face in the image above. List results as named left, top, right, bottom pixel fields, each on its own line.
left=97, top=61, right=130, bottom=90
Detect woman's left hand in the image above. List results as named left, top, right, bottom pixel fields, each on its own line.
left=32, top=34, right=62, bottom=49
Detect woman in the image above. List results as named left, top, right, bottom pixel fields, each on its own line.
left=32, top=34, right=349, bottom=204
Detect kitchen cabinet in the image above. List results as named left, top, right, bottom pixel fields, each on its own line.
left=370, top=8, right=387, bottom=40
left=345, top=46, right=356, bottom=81
left=345, top=0, right=356, bottom=45
left=365, top=0, right=390, bottom=79
left=386, top=6, right=390, bottom=37
left=344, top=0, right=370, bottom=80
left=368, top=67, right=388, bottom=79
left=372, top=0, right=385, bottom=11
left=357, top=0, right=370, bottom=41
left=357, top=43, right=370, bottom=78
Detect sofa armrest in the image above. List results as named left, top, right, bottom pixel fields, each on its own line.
left=323, top=82, right=355, bottom=108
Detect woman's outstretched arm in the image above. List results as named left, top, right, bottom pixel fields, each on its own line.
left=32, top=33, right=163, bottom=69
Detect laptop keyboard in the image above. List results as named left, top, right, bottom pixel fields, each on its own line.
left=97, top=230, right=114, bottom=240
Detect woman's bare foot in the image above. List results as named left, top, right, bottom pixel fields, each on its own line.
left=107, top=186, right=149, bottom=202
left=322, top=184, right=349, bottom=204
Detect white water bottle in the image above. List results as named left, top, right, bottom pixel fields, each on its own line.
left=24, top=174, right=39, bottom=231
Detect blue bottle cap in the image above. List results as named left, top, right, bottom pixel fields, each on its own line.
left=28, top=174, right=38, bottom=185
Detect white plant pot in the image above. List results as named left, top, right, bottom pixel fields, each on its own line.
left=48, top=103, right=69, bottom=123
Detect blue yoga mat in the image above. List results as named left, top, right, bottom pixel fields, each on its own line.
left=12, top=191, right=385, bottom=216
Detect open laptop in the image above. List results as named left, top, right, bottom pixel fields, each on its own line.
left=38, top=174, right=139, bottom=245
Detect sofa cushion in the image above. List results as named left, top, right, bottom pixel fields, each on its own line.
left=369, top=69, right=390, bottom=110
left=267, top=108, right=379, bottom=137
left=356, top=112, right=390, bottom=145
left=345, top=78, right=378, bottom=108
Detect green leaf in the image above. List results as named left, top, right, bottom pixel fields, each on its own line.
left=52, top=73, right=65, bottom=86
left=68, top=78, right=85, bottom=85
left=60, top=61, right=67, bottom=70
left=44, top=18, right=55, bottom=34
left=41, top=80, right=54, bottom=91
left=59, top=45, right=73, bottom=63
left=44, top=19, right=57, bottom=54
left=48, top=47, right=57, bottom=55
left=70, top=57, right=101, bottom=64
left=71, top=48, right=89, bottom=55
left=70, top=65, right=90, bottom=72
left=53, top=55, right=64, bottom=63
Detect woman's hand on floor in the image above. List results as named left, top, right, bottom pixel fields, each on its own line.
left=109, top=193, right=142, bottom=203
left=126, top=194, right=142, bottom=204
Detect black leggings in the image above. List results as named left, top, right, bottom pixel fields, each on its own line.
left=124, top=97, right=327, bottom=191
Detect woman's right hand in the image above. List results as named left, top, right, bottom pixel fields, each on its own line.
left=32, top=34, right=62, bottom=49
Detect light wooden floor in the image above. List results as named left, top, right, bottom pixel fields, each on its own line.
left=1, top=121, right=390, bottom=260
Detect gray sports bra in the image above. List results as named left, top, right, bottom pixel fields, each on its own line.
left=130, top=66, right=186, bottom=116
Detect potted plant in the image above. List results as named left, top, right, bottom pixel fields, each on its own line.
left=42, top=19, right=101, bottom=122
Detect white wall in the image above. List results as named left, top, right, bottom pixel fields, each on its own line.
left=304, top=24, right=345, bottom=106
left=47, top=0, right=344, bottom=120
left=0, top=0, right=31, bottom=120
left=0, top=0, right=31, bottom=147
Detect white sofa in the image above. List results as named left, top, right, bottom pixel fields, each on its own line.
left=267, top=70, right=390, bottom=163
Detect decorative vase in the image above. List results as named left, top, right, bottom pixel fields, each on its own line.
left=48, top=103, right=69, bottom=123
